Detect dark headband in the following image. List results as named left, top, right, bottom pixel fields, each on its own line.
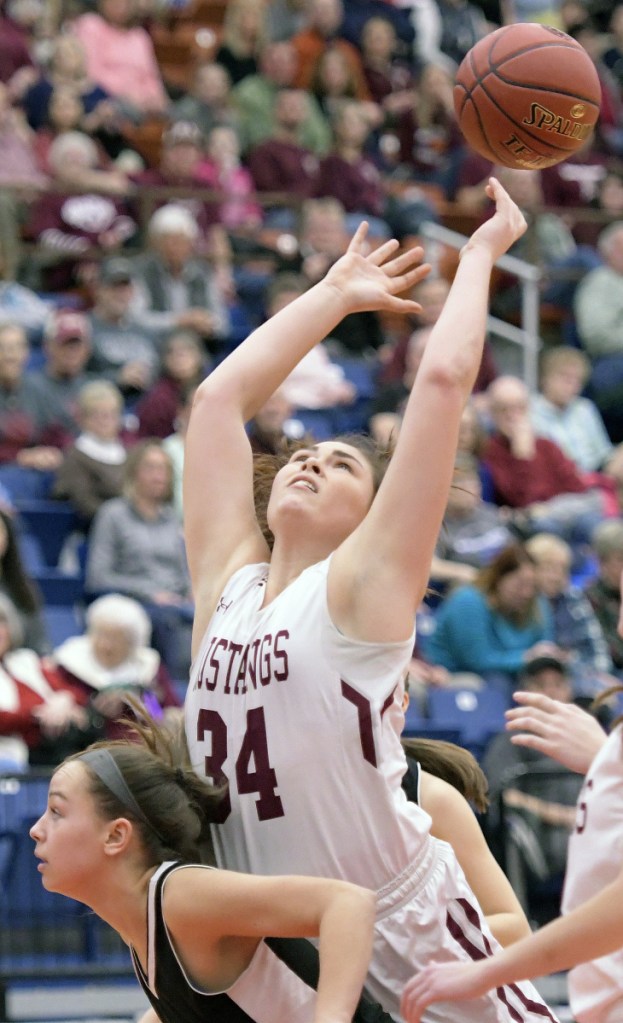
left=78, top=748, right=167, bottom=846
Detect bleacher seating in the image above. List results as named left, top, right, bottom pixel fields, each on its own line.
left=426, top=687, right=508, bottom=760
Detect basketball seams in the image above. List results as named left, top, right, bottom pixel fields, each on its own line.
left=463, top=80, right=578, bottom=154
left=471, top=73, right=600, bottom=106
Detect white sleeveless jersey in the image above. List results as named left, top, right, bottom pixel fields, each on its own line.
left=562, top=724, right=623, bottom=1023
left=185, top=558, right=430, bottom=890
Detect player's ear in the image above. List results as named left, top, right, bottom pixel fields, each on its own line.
left=103, top=817, right=134, bottom=857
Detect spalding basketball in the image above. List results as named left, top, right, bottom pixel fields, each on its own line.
left=454, top=23, right=602, bottom=170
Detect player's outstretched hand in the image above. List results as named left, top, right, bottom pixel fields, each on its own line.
left=460, top=176, right=527, bottom=264
left=401, top=960, right=491, bottom=1022
left=506, top=691, right=607, bottom=774
left=323, top=222, right=431, bottom=315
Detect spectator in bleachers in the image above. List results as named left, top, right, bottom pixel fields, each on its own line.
left=295, top=197, right=387, bottom=357
left=422, top=542, right=559, bottom=700
left=0, top=81, right=47, bottom=281
left=431, top=452, right=515, bottom=587
left=0, top=593, right=91, bottom=769
left=32, top=83, right=90, bottom=175
left=427, top=0, right=488, bottom=68
left=131, top=119, right=212, bottom=225
left=85, top=439, right=193, bottom=679
left=263, top=273, right=356, bottom=412
left=163, top=383, right=196, bottom=521
left=24, top=130, right=136, bottom=293
left=530, top=346, right=623, bottom=501
left=391, top=58, right=465, bottom=200
left=0, top=321, right=68, bottom=490
left=172, top=61, right=238, bottom=139
left=314, top=99, right=390, bottom=238
left=310, top=42, right=374, bottom=119
left=526, top=532, right=616, bottom=699
left=481, top=653, right=584, bottom=908
left=197, top=124, right=263, bottom=234
left=484, top=375, right=609, bottom=548
left=247, top=386, right=305, bottom=455
left=585, top=519, right=623, bottom=677
left=214, top=0, right=267, bottom=86
left=135, top=328, right=207, bottom=441
left=290, top=0, right=367, bottom=92
left=30, top=310, right=96, bottom=440
left=247, top=88, right=321, bottom=213
left=318, top=98, right=440, bottom=239
left=86, top=257, right=160, bottom=402
left=22, top=34, right=116, bottom=139
left=44, top=592, right=181, bottom=742
left=0, top=508, right=47, bottom=653
left=0, top=0, right=36, bottom=89
left=264, top=0, right=309, bottom=42
left=359, top=15, right=416, bottom=116
left=567, top=18, right=623, bottom=159
left=131, top=203, right=230, bottom=355
left=71, top=0, right=170, bottom=120
left=232, top=40, right=331, bottom=154
left=487, top=165, right=602, bottom=325
left=603, top=2, right=623, bottom=92
left=574, top=220, right=623, bottom=441
left=369, top=326, right=431, bottom=446
left=52, top=379, right=127, bottom=532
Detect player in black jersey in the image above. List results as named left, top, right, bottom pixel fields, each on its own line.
left=29, top=717, right=390, bottom=1023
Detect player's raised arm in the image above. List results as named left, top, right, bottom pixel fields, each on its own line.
left=330, top=179, right=527, bottom=643
left=183, top=227, right=428, bottom=650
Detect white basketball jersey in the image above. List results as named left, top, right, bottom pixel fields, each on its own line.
left=185, top=558, right=430, bottom=890
left=562, top=724, right=623, bottom=1023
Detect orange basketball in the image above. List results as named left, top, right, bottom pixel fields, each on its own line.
left=453, top=23, right=602, bottom=170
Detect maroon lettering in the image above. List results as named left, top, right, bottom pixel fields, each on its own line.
left=234, top=645, right=249, bottom=695
left=273, top=629, right=289, bottom=681
left=259, top=634, right=273, bottom=686
left=208, top=637, right=228, bottom=689
left=236, top=707, right=285, bottom=820
left=223, top=641, right=243, bottom=694
left=196, top=708, right=231, bottom=821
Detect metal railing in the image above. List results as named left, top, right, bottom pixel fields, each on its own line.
left=419, top=221, right=542, bottom=393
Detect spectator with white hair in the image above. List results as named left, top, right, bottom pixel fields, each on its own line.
left=44, top=592, right=181, bottom=746
left=131, top=203, right=231, bottom=355
left=24, top=129, right=135, bottom=291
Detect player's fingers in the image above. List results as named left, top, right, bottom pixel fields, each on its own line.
left=388, top=263, right=432, bottom=296
left=511, top=690, right=559, bottom=712
left=381, top=246, right=426, bottom=276
left=346, top=221, right=370, bottom=253
left=368, top=237, right=401, bottom=265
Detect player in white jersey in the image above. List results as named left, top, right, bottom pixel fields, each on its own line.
left=29, top=726, right=383, bottom=1023
left=401, top=715, right=623, bottom=1023
left=183, top=179, right=556, bottom=1022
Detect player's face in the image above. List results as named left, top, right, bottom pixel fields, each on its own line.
left=30, top=762, right=110, bottom=900
left=268, top=441, right=376, bottom=543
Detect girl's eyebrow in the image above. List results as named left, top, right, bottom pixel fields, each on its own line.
left=331, top=449, right=364, bottom=468
left=47, top=789, right=69, bottom=801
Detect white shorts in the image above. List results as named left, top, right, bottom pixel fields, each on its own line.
left=365, top=837, right=560, bottom=1023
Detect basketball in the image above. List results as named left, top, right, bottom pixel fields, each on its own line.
left=454, top=23, right=602, bottom=170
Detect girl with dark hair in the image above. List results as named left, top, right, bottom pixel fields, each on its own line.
left=30, top=718, right=385, bottom=1023
left=424, top=543, right=561, bottom=699
left=1, top=509, right=47, bottom=652
left=182, top=181, right=557, bottom=1021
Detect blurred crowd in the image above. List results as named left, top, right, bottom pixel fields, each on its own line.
left=1, top=0, right=623, bottom=910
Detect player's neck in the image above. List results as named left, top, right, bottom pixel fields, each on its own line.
left=263, top=540, right=332, bottom=603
